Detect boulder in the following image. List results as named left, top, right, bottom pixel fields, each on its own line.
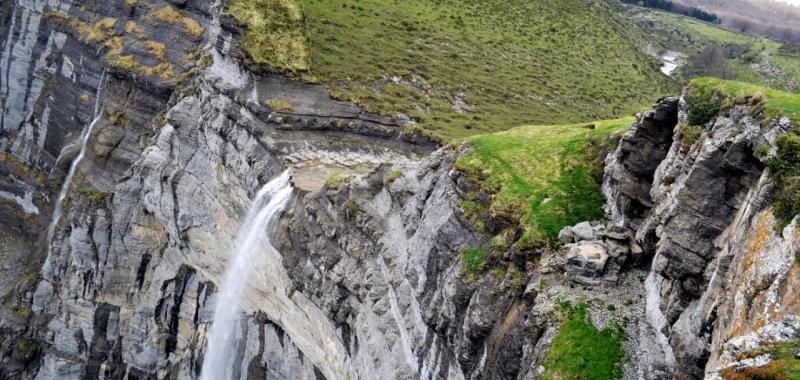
left=564, top=241, right=609, bottom=286
left=572, top=221, right=596, bottom=242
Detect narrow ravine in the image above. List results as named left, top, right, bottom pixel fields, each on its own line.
left=200, top=171, right=293, bottom=380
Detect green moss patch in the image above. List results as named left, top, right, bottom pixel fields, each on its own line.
left=455, top=118, right=632, bottom=248
left=461, top=247, right=487, bottom=276
left=543, top=303, right=627, bottom=380
left=265, top=98, right=296, bottom=111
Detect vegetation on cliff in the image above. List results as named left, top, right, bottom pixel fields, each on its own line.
left=455, top=117, right=633, bottom=249
left=720, top=338, right=800, bottom=380
left=685, top=78, right=800, bottom=228
left=542, top=303, right=626, bottom=380
left=687, top=77, right=800, bottom=126
left=227, top=0, right=310, bottom=72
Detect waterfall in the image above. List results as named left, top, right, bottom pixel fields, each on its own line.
left=200, top=171, right=293, bottom=380
left=46, top=71, right=106, bottom=243
left=644, top=271, right=677, bottom=367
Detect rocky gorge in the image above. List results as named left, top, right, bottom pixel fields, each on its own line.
left=1, top=0, right=799, bottom=379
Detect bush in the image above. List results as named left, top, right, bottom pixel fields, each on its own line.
left=768, top=134, right=800, bottom=227
left=688, top=99, right=721, bottom=126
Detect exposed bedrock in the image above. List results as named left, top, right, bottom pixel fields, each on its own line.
left=1, top=0, right=799, bottom=378
left=604, top=95, right=800, bottom=379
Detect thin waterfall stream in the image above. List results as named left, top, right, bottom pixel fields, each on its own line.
left=200, top=171, right=293, bottom=380
left=46, top=71, right=107, bottom=243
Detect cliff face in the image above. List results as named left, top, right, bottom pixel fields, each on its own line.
left=605, top=96, right=800, bottom=379
left=1, top=0, right=799, bottom=379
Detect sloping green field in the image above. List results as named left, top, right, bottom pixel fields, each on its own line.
left=456, top=117, right=633, bottom=248
left=230, top=0, right=673, bottom=141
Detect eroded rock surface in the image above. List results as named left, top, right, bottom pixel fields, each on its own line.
left=1, top=0, right=799, bottom=379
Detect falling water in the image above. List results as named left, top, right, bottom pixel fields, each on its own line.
left=200, top=171, right=293, bottom=380
left=46, top=71, right=107, bottom=243
left=644, top=270, right=677, bottom=367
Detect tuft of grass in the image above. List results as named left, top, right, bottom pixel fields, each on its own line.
left=543, top=303, right=626, bottom=380
left=264, top=98, right=296, bottom=111
left=228, top=0, right=309, bottom=72
left=6, top=305, right=31, bottom=319
left=383, top=171, right=402, bottom=186
left=688, top=78, right=800, bottom=125
left=679, top=124, right=704, bottom=149
left=296, top=0, right=672, bottom=141
left=344, top=198, right=360, bottom=214
left=14, top=338, right=40, bottom=361
left=461, top=247, right=486, bottom=277
left=455, top=117, right=633, bottom=248
left=325, top=173, right=352, bottom=191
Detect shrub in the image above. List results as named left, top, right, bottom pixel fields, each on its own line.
left=688, top=98, right=721, bottom=126
left=624, top=299, right=634, bottom=307
left=768, top=134, right=800, bottom=227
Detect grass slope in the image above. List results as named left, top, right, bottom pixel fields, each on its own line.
left=687, top=77, right=800, bottom=124
left=455, top=117, right=633, bottom=249
left=542, top=303, right=627, bottom=380
left=232, top=0, right=673, bottom=141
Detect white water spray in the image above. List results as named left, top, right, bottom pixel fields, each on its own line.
left=46, top=71, right=107, bottom=243
left=200, top=171, right=293, bottom=380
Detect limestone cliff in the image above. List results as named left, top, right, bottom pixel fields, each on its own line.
left=1, top=0, right=799, bottom=379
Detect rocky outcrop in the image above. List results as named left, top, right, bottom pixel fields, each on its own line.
left=1, top=0, right=799, bottom=378
left=604, top=97, right=679, bottom=231
left=603, top=94, right=800, bottom=379
left=0, top=0, right=435, bottom=378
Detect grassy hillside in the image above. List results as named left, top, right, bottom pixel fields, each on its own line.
left=455, top=117, right=633, bottom=249
left=229, top=0, right=673, bottom=141
left=627, top=6, right=800, bottom=93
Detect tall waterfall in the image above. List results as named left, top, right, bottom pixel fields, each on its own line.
left=46, top=71, right=107, bottom=243
left=200, top=171, right=293, bottom=380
